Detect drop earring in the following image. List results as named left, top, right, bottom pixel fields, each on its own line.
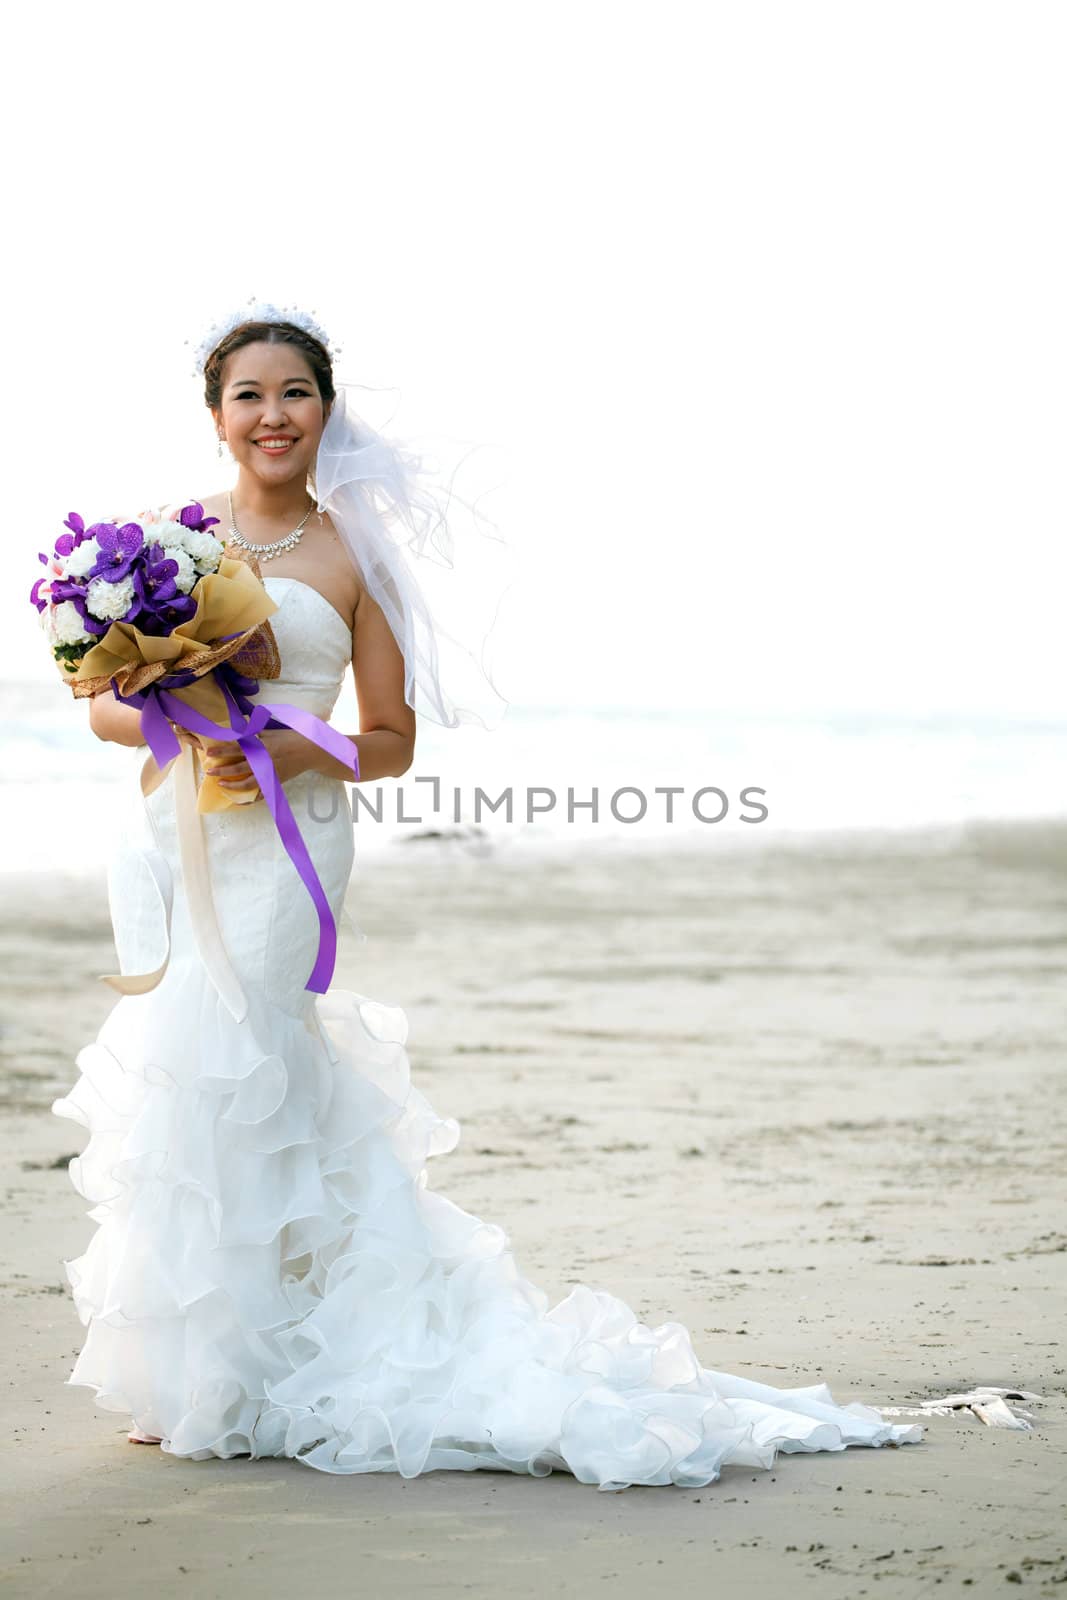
left=217, top=433, right=225, bottom=459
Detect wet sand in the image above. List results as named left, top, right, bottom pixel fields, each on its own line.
left=1, top=818, right=1064, bottom=1596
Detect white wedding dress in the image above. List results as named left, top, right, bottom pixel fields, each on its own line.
left=52, top=575, right=924, bottom=1490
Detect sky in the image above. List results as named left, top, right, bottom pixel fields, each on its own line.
left=3, top=0, right=1064, bottom=723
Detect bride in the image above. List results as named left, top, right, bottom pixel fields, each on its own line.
left=52, top=304, right=924, bottom=1490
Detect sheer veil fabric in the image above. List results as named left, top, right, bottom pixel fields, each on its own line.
left=312, top=382, right=515, bottom=730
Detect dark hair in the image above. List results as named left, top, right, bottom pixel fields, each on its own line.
left=203, top=320, right=336, bottom=411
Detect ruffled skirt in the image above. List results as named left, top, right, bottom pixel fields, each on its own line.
left=52, top=763, right=923, bottom=1489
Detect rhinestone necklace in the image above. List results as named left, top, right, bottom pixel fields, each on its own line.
left=226, top=490, right=317, bottom=560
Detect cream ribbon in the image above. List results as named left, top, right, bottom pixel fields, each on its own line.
left=99, top=744, right=250, bottom=1023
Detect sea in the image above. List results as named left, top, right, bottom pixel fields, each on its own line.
left=2, top=678, right=1064, bottom=876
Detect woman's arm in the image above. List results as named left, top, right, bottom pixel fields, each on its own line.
left=88, top=688, right=148, bottom=748
left=313, top=587, right=416, bottom=782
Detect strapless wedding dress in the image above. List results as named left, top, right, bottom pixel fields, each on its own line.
left=52, top=575, right=923, bottom=1490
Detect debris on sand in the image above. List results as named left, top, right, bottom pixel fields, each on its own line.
left=877, top=1386, right=1044, bottom=1430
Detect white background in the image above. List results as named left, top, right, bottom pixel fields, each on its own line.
left=2, top=0, right=1064, bottom=721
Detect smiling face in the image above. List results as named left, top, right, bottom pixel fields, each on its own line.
left=212, top=340, right=330, bottom=487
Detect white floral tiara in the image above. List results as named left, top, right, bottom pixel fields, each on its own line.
left=187, top=297, right=342, bottom=378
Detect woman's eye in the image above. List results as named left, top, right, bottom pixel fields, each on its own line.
left=236, top=389, right=312, bottom=400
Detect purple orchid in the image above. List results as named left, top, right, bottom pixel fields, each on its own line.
left=131, top=541, right=197, bottom=633
left=31, top=512, right=92, bottom=606
left=153, top=595, right=198, bottom=631
left=141, top=541, right=181, bottom=601
left=178, top=501, right=220, bottom=534
left=88, top=521, right=144, bottom=582
left=55, top=513, right=92, bottom=556
left=47, top=575, right=92, bottom=606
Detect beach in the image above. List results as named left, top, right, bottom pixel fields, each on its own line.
left=1, top=817, right=1064, bottom=1596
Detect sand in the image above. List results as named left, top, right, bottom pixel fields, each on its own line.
left=1, top=818, right=1064, bottom=1597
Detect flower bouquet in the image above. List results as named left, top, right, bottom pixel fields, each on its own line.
left=31, top=503, right=281, bottom=812
left=31, top=503, right=359, bottom=1005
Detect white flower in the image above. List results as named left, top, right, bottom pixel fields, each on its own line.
left=163, top=544, right=197, bottom=593
left=143, top=517, right=222, bottom=573
left=146, top=517, right=188, bottom=547
left=183, top=528, right=225, bottom=572
left=63, top=537, right=101, bottom=580
left=52, top=600, right=94, bottom=646
left=86, top=574, right=135, bottom=621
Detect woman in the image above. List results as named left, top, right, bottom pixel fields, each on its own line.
left=52, top=307, right=924, bottom=1489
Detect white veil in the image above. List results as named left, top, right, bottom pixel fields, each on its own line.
left=310, top=382, right=514, bottom=730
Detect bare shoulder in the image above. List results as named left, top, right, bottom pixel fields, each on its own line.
left=317, top=509, right=365, bottom=610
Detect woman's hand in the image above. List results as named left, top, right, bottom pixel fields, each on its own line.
left=197, top=728, right=317, bottom=797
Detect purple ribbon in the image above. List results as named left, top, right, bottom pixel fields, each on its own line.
left=114, top=662, right=359, bottom=994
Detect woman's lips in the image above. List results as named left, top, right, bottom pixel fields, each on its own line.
left=254, top=438, right=296, bottom=454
